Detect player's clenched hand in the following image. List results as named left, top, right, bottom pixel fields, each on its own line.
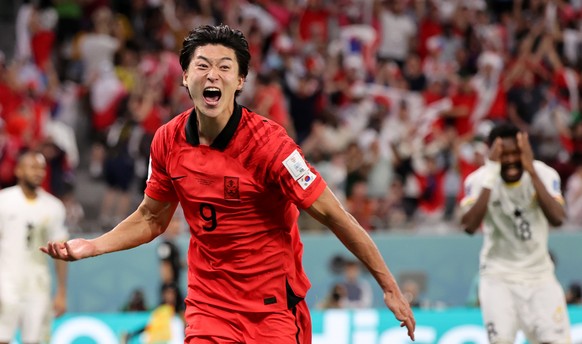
left=384, top=290, right=416, bottom=341
left=40, top=238, right=96, bottom=261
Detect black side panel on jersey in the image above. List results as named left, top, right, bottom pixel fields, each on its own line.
left=286, top=279, right=303, bottom=309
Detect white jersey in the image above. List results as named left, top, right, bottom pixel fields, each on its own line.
left=460, top=161, right=563, bottom=282
left=0, top=186, right=68, bottom=294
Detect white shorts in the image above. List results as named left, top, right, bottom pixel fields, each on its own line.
left=479, top=274, right=571, bottom=344
left=0, top=281, right=52, bottom=343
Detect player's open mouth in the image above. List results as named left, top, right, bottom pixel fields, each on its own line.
left=503, top=163, right=521, bottom=178
left=203, top=87, right=221, bottom=106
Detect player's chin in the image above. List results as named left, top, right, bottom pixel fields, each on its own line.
left=30, top=179, right=44, bottom=187
left=197, top=103, right=222, bottom=117
left=501, top=174, right=520, bottom=183
left=502, top=166, right=522, bottom=181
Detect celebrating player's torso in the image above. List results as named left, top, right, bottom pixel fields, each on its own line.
left=461, top=161, right=563, bottom=281
left=146, top=104, right=326, bottom=312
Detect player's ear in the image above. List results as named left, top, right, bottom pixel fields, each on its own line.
left=236, top=76, right=245, bottom=91
left=182, top=71, right=188, bottom=87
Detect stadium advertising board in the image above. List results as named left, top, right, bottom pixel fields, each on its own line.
left=12, top=307, right=582, bottom=344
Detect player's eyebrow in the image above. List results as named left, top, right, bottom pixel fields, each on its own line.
left=195, top=56, right=233, bottom=64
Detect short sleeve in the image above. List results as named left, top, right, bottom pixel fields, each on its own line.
left=536, top=163, right=564, bottom=202
left=460, top=171, right=481, bottom=213
left=49, top=200, right=69, bottom=242
left=145, top=125, right=179, bottom=202
left=267, top=136, right=327, bottom=209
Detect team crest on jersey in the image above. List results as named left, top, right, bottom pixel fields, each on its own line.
left=224, top=176, right=240, bottom=200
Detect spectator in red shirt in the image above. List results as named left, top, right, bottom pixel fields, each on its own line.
left=42, top=24, right=416, bottom=343
left=250, top=70, right=296, bottom=139
left=298, top=0, right=331, bottom=43
left=440, top=72, right=478, bottom=140
left=416, top=1, right=442, bottom=60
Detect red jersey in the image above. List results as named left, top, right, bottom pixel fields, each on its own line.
left=449, top=90, right=477, bottom=136
left=145, top=104, right=327, bottom=312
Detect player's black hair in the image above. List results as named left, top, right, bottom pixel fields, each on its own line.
left=16, top=148, right=42, bottom=163
left=179, top=24, right=251, bottom=79
left=487, top=121, right=519, bottom=146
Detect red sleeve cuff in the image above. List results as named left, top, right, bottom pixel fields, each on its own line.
left=297, top=178, right=327, bottom=209
left=145, top=187, right=179, bottom=203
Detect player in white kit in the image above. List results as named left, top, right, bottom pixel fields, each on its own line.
left=460, top=122, right=571, bottom=344
left=0, top=151, right=69, bottom=344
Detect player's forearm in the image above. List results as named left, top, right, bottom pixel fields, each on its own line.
left=91, top=201, right=175, bottom=256
left=332, top=212, right=400, bottom=293
left=461, top=190, right=491, bottom=234
left=306, top=188, right=401, bottom=293
left=90, top=212, right=157, bottom=256
left=530, top=171, right=566, bottom=226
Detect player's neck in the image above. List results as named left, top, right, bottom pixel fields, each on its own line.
left=196, top=109, right=232, bottom=145
left=19, top=183, right=38, bottom=200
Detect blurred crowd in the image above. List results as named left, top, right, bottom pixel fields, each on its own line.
left=1, top=0, right=582, bottom=233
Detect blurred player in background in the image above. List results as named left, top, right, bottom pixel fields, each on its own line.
left=0, top=151, right=68, bottom=344
left=460, top=122, right=570, bottom=344
left=121, top=283, right=184, bottom=344
left=158, top=207, right=186, bottom=314
left=42, top=24, right=415, bottom=343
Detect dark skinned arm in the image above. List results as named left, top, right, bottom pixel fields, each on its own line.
left=461, top=188, right=492, bottom=235
left=517, top=133, right=566, bottom=226
left=461, top=138, right=503, bottom=234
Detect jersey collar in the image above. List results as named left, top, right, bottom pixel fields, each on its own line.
left=185, top=103, right=243, bottom=151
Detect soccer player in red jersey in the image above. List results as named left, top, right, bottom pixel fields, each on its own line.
left=41, top=24, right=415, bottom=343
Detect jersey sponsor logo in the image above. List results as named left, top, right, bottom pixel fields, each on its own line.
left=283, top=150, right=309, bottom=180
left=224, top=176, right=240, bottom=200
left=299, top=170, right=317, bottom=190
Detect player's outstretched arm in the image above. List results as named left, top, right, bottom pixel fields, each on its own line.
left=41, top=195, right=178, bottom=261
left=460, top=189, right=491, bottom=235
left=305, top=186, right=416, bottom=341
